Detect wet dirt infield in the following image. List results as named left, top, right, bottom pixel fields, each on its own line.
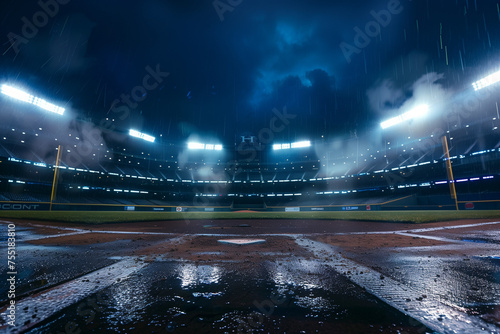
left=1, top=218, right=500, bottom=333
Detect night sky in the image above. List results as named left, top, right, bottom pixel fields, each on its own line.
left=1, top=0, right=499, bottom=145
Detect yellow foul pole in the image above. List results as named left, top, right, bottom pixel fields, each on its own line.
left=441, top=136, right=459, bottom=210
left=50, top=145, right=63, bottom=211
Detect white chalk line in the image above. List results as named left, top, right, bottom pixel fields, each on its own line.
left=0, top=258, right=148, bottom=334
left=295, top=237, right=499, bottom=334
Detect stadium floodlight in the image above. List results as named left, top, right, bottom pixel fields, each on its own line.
left=33, top=97, right=65, bottom=115
left=1, top=85, right=33, bottom=103
left=380, top=104, right=429, bottom=129
left=188, top=142, right=223, bottom=150
left=129, top=129, right=155, bottom=142
left=472, top=69, right=500, bottom=91
left=273, top=141, right=311, bottom=150
left=1, top=84, right=65, bottom=115
left=291, top=140, right=311, bottom=148
left=188, top=142, right=205, bottom=150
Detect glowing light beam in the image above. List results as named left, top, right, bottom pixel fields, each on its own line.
left=472, top=69, right=500, bottom=91
left=188, top=142, right=205, bottom=150
left=291, top=140, right=311, bottom=148
left=129, top=129, right=155, bottom=142
left=380, top=104, right=429, bottom=129
left=273, top=140, right=311, bottom=150
left=1, top=84, right=65, bottom=115
left=188, top=142, right=223, bottom=150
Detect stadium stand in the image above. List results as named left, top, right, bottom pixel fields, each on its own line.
left=0, top=116, right=499, bottom=210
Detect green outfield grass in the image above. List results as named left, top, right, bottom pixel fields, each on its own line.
left=1, top=210, right=500, bottom=224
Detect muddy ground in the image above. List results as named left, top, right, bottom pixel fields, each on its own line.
left=0, top=218, right=499, bottom=333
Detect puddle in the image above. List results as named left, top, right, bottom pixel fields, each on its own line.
left=192, top=251, right=224, bottom=256
left=192, top=292, right=224, bottom=298
left=462, top=238, right=488, bottom=243
left=177, top=263, right=222, bottom=288
left=27, top=261, right=433, bottom=333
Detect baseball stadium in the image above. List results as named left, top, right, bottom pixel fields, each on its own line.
left=1, top=1, right=500, bottom=333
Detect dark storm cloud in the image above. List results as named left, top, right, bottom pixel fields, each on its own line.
left=2, top=0, right=500, bottom=143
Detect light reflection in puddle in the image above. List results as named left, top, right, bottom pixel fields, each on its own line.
left=177, top=263, right=222, bottom=288
left=267, top=259, right=323, bottom=291
left=462, top=238, right=489, bottom=243
left=265, top=259, right=351, bottom=320
left=192, top=291, right=224, bottom=298
left=25, top=260, right=434, bottom=333
left=294, top=296, right=342, bottom=316
left=105, top=277, right=150, bottom=327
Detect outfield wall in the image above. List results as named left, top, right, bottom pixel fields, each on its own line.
left=1, top=199, right=500, bottom=212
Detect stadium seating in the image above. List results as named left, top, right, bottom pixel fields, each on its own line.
left=0, top=119, right=499, bottom=210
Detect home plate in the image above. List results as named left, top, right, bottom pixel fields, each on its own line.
left=218, top=239, right=266, bottom=245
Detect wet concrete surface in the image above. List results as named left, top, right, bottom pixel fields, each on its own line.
left=1, top=219, right=499, bottom=333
